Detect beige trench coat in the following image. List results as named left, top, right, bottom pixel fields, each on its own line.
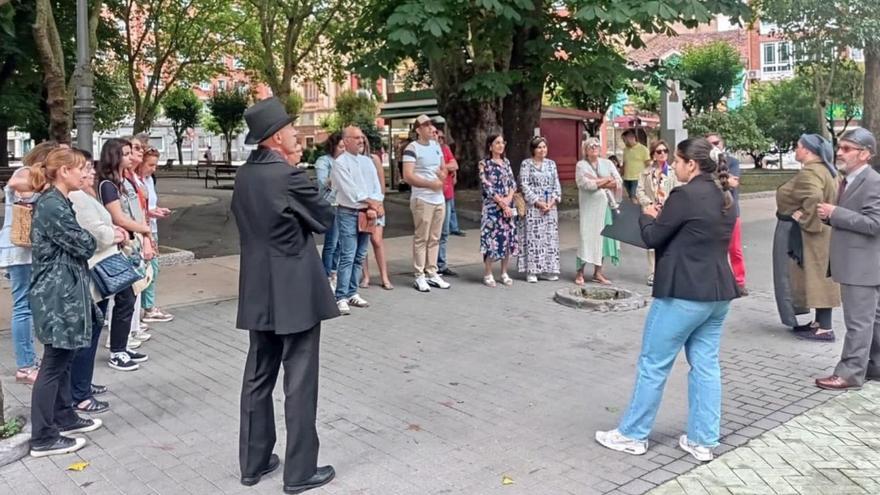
left=775, top=160, right=841, bottom=309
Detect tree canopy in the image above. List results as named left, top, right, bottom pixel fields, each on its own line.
left=680, top=41, right=744, bottom=114
left=205, top=88, right=249, bottom=162
left=163, top=87, right=203, bottom=166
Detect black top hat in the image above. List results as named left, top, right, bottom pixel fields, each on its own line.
left=244, top=97, right=294, bottom=145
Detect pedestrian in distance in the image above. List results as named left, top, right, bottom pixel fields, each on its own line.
left=314, top=132, right=345, bottom=288
left=232, top=97, right=337, bottom=493
left=815, top=128, right=880, bottom=391
left=636, top=140, right=678, bottom=287
left=596, top=137, right=739, bottom=463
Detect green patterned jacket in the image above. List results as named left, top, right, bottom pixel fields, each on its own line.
left=29, top=187, right=97, bottom=350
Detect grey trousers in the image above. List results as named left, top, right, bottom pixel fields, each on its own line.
left=835, top=284, right=880, bottom=385
left=239, top=325, right=321, bottom=485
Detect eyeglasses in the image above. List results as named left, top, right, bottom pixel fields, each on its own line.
left=838, top=144, right=865, bottom=153
left=654, top=149, right=668, bottom=154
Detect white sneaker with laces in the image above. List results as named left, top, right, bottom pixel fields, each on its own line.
left=595, top=429, right=648, bottom=455
left=679, top=435, right=714, bottom=462
left=127, top=337, right=142, bottom=349
left=426, top=274, right=450, bottom=289
left=131, top=328, right=151, bottom=342
left=336, top=300, right=351, bottom=315
left=348, top=294, right=369, bottom=308
left=413, top=276, right=431, bottom=292
left=526, top=274, right=538, bottom=283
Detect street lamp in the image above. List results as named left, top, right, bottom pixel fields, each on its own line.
left=73, top=0, right=95, bottom=153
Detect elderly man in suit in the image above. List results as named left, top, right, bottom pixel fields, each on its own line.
left=815, top=128, right=880, bottom=390
left=232, top=97, right=338, bottom=493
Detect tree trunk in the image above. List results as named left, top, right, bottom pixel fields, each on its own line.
left=502, top=86, right=543, bottom=180
left=224, top=133, right=233, bottom=162
left=33, top=0, right=69, bottom=143
left=863, top=42, right=880, bottom=168
left=176, top=138, right=184, bottom=167
left=0, top=126, right=8, bottom=168
left=0, top=378, right=5, bottom=425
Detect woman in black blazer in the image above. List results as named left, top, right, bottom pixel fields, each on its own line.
left=596, top=138, right=738, bottom=463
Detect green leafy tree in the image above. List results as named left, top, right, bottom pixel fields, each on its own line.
left=680, top=41, right=744, bottom=114
left=0, top=1, right=43, bottom=166
left=105, top=0, right=244, bottom=133
left=205, top=88, right=249, bottom=162
left=321, top=90, right=382, bottom=152
left=796, top=61, right=864, bottom=148
left=757, top=0, right=880, bottom=162
left=341, top=0, right=750, bottom=186
left=163, top=87, right=203, bottom=167
left=684, top=108, right=772, bottom=167
left=750, top=79, right=821, bottom=163
left=629, top=84, right=662, bottom=116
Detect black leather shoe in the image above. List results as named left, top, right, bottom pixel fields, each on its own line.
left=284, top=465, right=335, bottom=494
left=240, top=454, right=280, bottom=486
left=438, top=268, right=458, bottom=277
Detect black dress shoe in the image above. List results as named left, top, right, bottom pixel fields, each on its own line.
left=284, top=465, right=335, bottom=494
left=241, top=454, right=281, bottom=486
left=438, top=268, right=458, bottom=277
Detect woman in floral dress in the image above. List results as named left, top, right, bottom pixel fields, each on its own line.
left=517, top=137, right=562, bottom=282
left=480, top=133, right=518, bottom=287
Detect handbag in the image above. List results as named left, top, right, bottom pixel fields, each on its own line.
left=91, top=252, right=143, bottom=298
left=10, top=204, right=32, bottom=247
left=358, top=210, right=376, bottom=234
left=512, top=192, right=527, bottom=217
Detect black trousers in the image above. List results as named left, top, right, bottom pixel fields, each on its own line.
left=70, top=311, right=105, bottom=403
left=102, top=287, right=136, bottom=353
left=31, top=344, right=79, bottom=446
left=239, top=325, right=321, bottom=485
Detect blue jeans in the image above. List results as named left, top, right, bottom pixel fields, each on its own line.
left=448, top=197, right=461, bottom=233
left=618, top=298, right=731, bottom=447
left=334, top=209, right=371, bottom=300
left=321, top=209, right=340, bottom=277
left=7, top=264, right=36, bottom=369
left=438, top=199, right=452, bottom=270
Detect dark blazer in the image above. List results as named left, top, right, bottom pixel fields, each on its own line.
left=232, top=148, right=339, bottom=334
left=639, top=173, right=739, bottom=301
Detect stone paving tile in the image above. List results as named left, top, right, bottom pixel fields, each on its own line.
left=0, top=251, right=852, bottom=494
left=650, top=383, right=880, bottom=495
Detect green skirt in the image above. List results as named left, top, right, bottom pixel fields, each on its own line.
left=576, top=207, right=620, bottom=268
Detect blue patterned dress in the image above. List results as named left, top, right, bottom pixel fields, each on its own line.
left=480, top=158, right=519, bottom=260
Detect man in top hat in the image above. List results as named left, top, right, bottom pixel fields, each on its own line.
left=231, top=97, right=338, bottom=493
left=815, top=128, right=880, bottom=390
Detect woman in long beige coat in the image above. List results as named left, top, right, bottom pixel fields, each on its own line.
left=773, top=134, right=841, bottom=341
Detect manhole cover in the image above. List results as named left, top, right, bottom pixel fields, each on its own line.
left=554, top=286, right=647, bottom=312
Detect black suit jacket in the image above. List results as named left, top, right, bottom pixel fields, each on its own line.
left=639, top=173, right=739, bottom=301
left=231, top=148, right=339, bottom=334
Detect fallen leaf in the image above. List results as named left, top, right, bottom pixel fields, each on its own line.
left=501, top=475, right=515, bottom=485
left=406, top=423, right=422, bottom=432
left=605, top=406, right=619, bottom=413
left=67, top=462, right=90, bottom=472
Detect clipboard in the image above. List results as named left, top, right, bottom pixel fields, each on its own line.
left=601, top=200, right=649, bottom=249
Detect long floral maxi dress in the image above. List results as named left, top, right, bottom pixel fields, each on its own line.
left=480, top=158, right=519, bottom=260
left=517, top=158, right=561, bottom=275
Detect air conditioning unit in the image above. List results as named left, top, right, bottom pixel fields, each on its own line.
left=747, top=70, right=760, bottom=80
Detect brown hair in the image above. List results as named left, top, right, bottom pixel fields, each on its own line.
left=22, top=141, right=60, bottom=168
left=30, top=148, right=86, bottom=191
left=676, top=138, right=732, bottom=213
left=529, top=136, right=548, bottom=156
left=650, top=140, right=670, bottom=157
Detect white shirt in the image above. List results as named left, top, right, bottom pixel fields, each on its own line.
left=845, top=164, right=869, bottom=185
left=144, top=176, right=158, bottom=233
left=403, top=140, right=445, bottom=205
left=331, top=152, right=384, bottom=210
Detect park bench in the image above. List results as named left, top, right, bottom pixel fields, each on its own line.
left=205, top=164, right=238, bottom=188
left=161, top=158, right=175, bottom=171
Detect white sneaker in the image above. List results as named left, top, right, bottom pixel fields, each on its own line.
left=131, top=328, right=151, bottom=342
left=595, top=429, right=648, bottom=455
left=336, top=300, right=351, bottom=315
left=526, top=274, right=538, bottom=283
left=679, top=435, right=714, bottom=462
left=127, top=337, right=142, bottom=349
left=426, top=274, right=450, bottom=289
left=541, top=274, right=559, bottom=281
left=413, top=276, right=431, bottom=292
left=348, top=294, right=369, bottom=308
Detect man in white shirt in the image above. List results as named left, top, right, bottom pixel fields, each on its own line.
left=403, top=115, right=450, bottom=292
left=330, top=125, right=384, bottom=314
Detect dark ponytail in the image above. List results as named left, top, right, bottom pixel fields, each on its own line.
left=676, top=138, right=733, bottom=213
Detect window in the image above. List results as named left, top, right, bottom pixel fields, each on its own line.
left=304, top=82, right=319, bottom=103
left=761, top=41, right=793, bottom=74
left=149, top=137, right=164, bottom=152
left=218, top=79, right=227, bottom=91
left=851, top=47, right=865, bottom=62
left=200, top=81, right=211, bottom=90
left=233, top=57, right=245, bottom=70
left=759, top=21, right=778, bottom=35
left=305, top=137, right=315, bottom=148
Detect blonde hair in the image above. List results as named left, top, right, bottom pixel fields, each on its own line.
left=582, top=137, right=601, bottom=152
left=30, top=148, right=86, bottom=191
left=22, top=141, right=60, bottom=168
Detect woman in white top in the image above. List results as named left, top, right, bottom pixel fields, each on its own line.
left=68, top=149, right=128, bottom=413
left=575, top=137, right=622, bottom=285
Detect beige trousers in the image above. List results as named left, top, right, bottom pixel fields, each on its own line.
left=411, top=198, right=445, bottom=277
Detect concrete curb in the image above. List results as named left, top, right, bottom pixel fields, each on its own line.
left=0, top=415, right=30, bottom=468
left=157, top=247, right=195, bottom=267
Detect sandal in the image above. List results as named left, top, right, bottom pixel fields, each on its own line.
left=500, top=273, right=513, bottom=286
left=91, top=384, right=108, bottom=396
left=381, top=281, right=394, bottom=290
left=75, top=398, right=110, bottom=414
left=359, top=280, right=370, bottom=289
left=574, top=276, right=585, bottom=286
left=483, top=275, right=497, bottom=288
left=592, top=276, right=612, bottom=285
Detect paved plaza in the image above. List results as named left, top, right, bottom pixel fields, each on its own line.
left=0, top=196, right=873, bottom=494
